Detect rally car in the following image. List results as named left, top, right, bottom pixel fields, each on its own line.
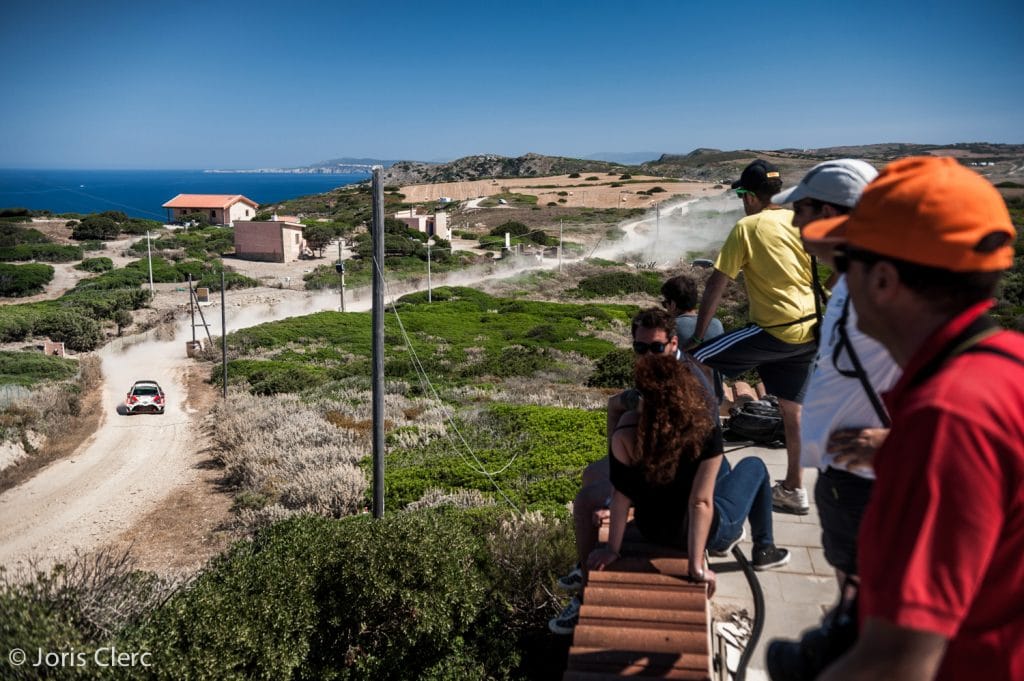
left=125, top=380, right=166, bottom=415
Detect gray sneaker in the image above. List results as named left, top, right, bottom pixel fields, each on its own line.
left=772, top=482, right=809, bottom=515
left=548, top=596, right=581, bottom=635
left=556, top=564, right=584, bottom=593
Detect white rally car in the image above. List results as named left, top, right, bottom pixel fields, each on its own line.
left=125, top=380, right=166, bottom=415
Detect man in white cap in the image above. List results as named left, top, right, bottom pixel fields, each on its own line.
left=766, top=160, right=902, bottom=680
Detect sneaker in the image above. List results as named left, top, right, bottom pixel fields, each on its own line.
left=548, top=596, right=581, bottom=635
left=772, top=482, right=810, bottom=515
left=709, top=526, right=747, bottom=557
left=752, top=544, right=791, bottom=571
left=556, top=564, right=585, bottom=593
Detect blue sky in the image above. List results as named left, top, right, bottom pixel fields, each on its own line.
left=1, top=0, right=1022, bottom=169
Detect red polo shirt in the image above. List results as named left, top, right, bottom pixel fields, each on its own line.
left=858, top=301, right=1024, bottom=681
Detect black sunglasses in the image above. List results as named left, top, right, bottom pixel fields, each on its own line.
left=633, top=340, right=669, bottom=355
left=833, top=246, right=883, bottom=274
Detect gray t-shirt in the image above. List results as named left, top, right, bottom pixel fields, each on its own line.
left=675, top=314, right=724, bottom=346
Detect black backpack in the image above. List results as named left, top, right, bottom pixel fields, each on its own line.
left=724, top=396, right=785, bottom=447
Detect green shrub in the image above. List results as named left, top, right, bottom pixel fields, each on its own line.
left=122, top=510, right=560, bottom=680
left=586, top=347, right=634, bottom=388
left=619, top=173, right=632, bottom=180
left=648, top=186, right=665, bottom=193
left=0, top=350, right=78, bottom=386
left=0, top=223, right=50, bottom=246
left=567, top=173, right=580, bottom=179
left=35, top=310, right=102, bottom=351
left=585, top=176, right=599, bottom=181
left=0, top=263, right=54, bottom=296
left=71, top=215, right=120, bottom=240
left=0, top=243, right=84, bottom=263
left=75, top=257, right=114, bottom=273
left=573, top=270, right=662, bottom=298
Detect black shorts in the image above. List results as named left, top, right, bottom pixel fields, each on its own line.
left=691, top=324, right=816, bottom=403
left=814, top=467, right=874, bottom=576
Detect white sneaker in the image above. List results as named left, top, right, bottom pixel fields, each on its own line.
left=709, top=526, right=747, bottom=557
left=772, top=482, right=809, bottom=515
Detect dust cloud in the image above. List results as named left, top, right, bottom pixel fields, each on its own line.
left=592, top=192, right=742, bottom=267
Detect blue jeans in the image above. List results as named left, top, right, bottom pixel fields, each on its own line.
left=708, top=456, right=775, bottom=550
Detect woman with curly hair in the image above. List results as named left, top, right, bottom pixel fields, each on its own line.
left=588, top=352, right=790, bottom=595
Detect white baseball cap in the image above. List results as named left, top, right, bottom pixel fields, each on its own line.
left=773, top=159, right=878, bottom=208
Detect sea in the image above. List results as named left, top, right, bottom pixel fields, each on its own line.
left=0, top=169, right=367, bottom=221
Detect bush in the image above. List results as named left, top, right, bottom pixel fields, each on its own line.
left=123, top=510, right=535, bottom=680
left=0, top=243, right=84, bottom=263
left=586, top=347, right=634, bottom=388
left=35, top=310, right=102, bottom=351
left=573, top=270, right=662, bottom=298
left=648, top=186, right=665, bottom=193
left=0, top=350, right=78, bottom=386
left=619, top=173, right=632, bottom=180
left=0, top=263, right=54, bottom=297
left=585, top=176, right=599, bottom=181
left=71, top=215, right=120, bottom=241
left=0, top=223, right=50, bottom=246
left=75, top=257, right=114, bottom=273
left=567, top=173, right=580, bottom=178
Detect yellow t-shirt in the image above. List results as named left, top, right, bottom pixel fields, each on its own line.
left=714, top=208, right=816, bottom=344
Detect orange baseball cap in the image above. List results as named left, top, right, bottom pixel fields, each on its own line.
left=802, top=156, right=1016, bottom=272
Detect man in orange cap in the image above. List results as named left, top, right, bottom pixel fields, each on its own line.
left=803, top=156, right=1023, bottom=681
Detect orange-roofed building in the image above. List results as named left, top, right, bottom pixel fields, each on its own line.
left=162, top=194, right=259, bottom=226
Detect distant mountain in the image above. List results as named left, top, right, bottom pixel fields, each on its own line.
left=583, top=151, right=662, bottom=165
left=206, top=157, right=400, bottom=175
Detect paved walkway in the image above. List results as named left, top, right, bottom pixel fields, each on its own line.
left=709, top=444, right=835, bottom=681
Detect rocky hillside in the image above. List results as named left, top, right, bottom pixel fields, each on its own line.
left=355, top=143, right=1024, bottom=188
left=381, top=153, right=627, bottom=185
left=642, top=143, right=1024, bottom=184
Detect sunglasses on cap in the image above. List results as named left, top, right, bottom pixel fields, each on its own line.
left=832, top=246, right=884, bottom=274
left=735, top=188, right=755, bottom=198
left=633, top=340, right=670, bottom=355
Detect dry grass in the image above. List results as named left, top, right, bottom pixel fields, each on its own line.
left=1, top=546, right=183, bottom=639
left=211, top=388, right=453, bottom=526
left=0, top=356, right=103, bottom=493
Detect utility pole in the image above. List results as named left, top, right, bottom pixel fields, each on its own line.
left=558, top=219, right=563, bottom=273
left=220, top=271, right=227, bottom=399
left=336, top=238, right=346, bottom=312
left=655, top=203, right=661, bottom=253
left=371, top=166, right=385, bottom=519
left=146, top=230, right=154, bottom=294
left=426, top=240, right=432, bottom=303
left=188, top=273, right=195, bottom=343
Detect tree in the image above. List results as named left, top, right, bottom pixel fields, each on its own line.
left=302, top=225, right=333, bottom=257
left=113, top=309, right=133, bottom=336
left=71, top=215, right=120, bottom=241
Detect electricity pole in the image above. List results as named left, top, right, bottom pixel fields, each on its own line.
left=371, top=166, right=385, bottom=519
left=336, top=238, right=346, bottom=312
left=146, top=231, right=154, bottom=293
left=558, top=219, right=563, bottom=273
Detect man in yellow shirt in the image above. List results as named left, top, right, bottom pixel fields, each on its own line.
left=689, top=159, right=818, bottom=515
